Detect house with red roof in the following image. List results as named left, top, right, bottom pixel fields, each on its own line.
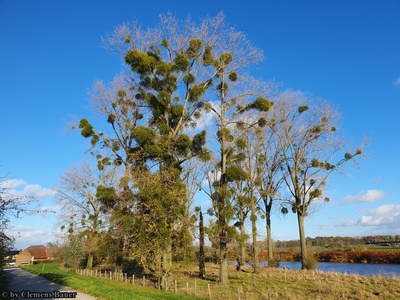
left=14, top=245, right=56, bottom=266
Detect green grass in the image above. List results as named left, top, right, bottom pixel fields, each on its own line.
left=21, top=263, right=205, bottom=300
left=367, top=246, right=400, bottom=251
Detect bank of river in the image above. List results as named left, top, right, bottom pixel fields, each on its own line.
left=261, top=261, right=400, bottom=277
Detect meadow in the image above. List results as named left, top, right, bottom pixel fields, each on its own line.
left=20, top=262, right=400, bottom=300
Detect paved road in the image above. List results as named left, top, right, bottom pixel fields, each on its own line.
left=3, top=268, right=97, bottom=300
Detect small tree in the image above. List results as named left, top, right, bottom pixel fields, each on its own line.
left=0, top=174, right=37, bottom=264
left=55, top=161, right=117, bottom=268
left=61, top=234, right=86, bottom=268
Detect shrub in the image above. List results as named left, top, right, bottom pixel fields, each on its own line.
left=267, top=258, right=280, bottom=268
left=303, top=256, right=318, bottom=270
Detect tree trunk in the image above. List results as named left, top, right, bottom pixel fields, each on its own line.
left=218, top=199, right=229, bottom=284
left=297, top=211, right=308, bottom=269
left=251, top=212, right=259, bottom=273
left=161, top=243, right=172, bottom=290
left=239, top=208, right=246, bottom=269
left=266, top=213, right=274, bottom=262
left=219, top=232, right=229, bottom=284
left=86, top=253, right=93, bottom=269
left=264, top=196, right=274, bottom=264
left=250, top=197, right=259, bottom=273
left=199, top=210, right=205, bottom=278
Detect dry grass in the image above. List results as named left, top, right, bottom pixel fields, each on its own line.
left=170, top=263, right=400, bottom=299
left=22, top=262, right=400, bottom=299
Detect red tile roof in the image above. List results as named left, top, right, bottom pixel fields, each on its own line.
left=26, top=245, right=49, bottom=260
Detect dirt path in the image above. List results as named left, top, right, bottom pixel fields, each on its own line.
left=3, top=268, right=97, bottom=300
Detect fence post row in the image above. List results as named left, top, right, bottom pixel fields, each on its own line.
left=72, top=268, right=238, bottom=299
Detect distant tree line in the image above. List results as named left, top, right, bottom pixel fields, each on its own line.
left=274, top=235, right=400, bottom=250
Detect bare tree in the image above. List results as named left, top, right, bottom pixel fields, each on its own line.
left=1, top=173, right=39, bottom=262
left=230, top=116, right=265, bottom=273
left=253, top=115, right=287, bottom=266
left=55, top=161, right=118, bottom=268
left=270, top=91, right=364, bottom=269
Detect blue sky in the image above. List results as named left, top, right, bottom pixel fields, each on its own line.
left=1, top=0, right=399, bottom=249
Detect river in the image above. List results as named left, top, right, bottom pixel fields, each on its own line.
left=259, top=261, right=400, bottom=277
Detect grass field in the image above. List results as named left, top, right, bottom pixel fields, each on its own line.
left=21, top=263, right=204, bottom=300
left=367, top=246, right=400, bottom=251
left=20, top=262, right=400, bottom=299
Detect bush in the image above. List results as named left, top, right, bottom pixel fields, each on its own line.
left=267, top=258, right=279, bottom=268
left=303, top=256, right=318, bottom=270
left=122, top=259, right=144, bottom=277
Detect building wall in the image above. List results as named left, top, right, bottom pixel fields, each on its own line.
left=15, top=250, right=33, bottom=266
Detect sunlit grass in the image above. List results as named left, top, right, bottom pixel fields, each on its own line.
left=21, top=262, right=400, bottom=300
left=21, top=263, right=205, bottom=300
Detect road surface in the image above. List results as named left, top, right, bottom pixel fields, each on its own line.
left=3, top=268, right=97, bottom=300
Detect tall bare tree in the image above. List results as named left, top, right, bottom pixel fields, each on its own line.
left=230, top=118, right=264, bottom=273
left=270, top=91, right=364, bottom=269
left=253, top=115, right=286, bottom=265
left=208, top=76, right=273, bottom=282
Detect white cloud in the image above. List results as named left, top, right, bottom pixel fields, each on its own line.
left=337, top=219, right=358, bottom=227
left=336, top=204, right=400, bottom=230
left=185, top=101, right=219, bottom=132
left=5, top=225, right=54, bottom=249
left=358, top=204, right=400, bottom=227
left=317, top=223, right=331, bottom=230
left=24, top=204, right=60, bottom=215
left=0, top=179, right=26, bottom=189
left=369, top=204, right=400, bottom=216
left=193, top=111, right=214, bottom=131
left=14, top=184, right=57, bottom=199
left=394, top=77, right=400, bottom=86
left=341, top=189, right=386, bottom=204
left=0, top=179, right=57, bottom=201
left=200, top=169, right=221, bottom=189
